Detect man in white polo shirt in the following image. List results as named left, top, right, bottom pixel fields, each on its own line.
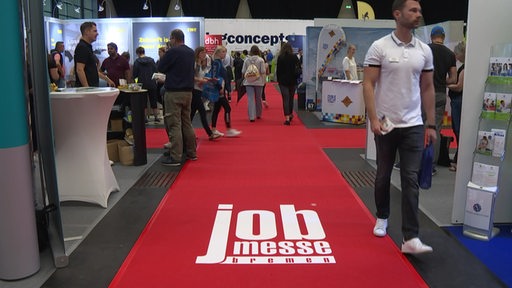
left=362, top=0, right=437, bottom=255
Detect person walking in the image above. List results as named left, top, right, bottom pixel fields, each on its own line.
left=158, top=29, right=197, bottom=166
left=233, top=51, right=244, bottom=97
left=210, top=45, right=242, bottom=137
left=363, top=0, right=437, bottom=254
left=447, top=41, right=466, bottom=171
left=222, top=49, right=233, bottom=102
left=276, top=42, right=300, bottom=125
left=428, top=25, right=457, bottom=173
left=192, top=46, right=221, bottom=140
left=242, top=45, right=266, bottom=122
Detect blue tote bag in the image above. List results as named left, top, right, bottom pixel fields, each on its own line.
left=202, top=59, right=224, bottom=102
left=418, top=142, right=434, bottom=189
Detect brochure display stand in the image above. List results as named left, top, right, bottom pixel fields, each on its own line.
left=463, top=50, right=512, bottom=240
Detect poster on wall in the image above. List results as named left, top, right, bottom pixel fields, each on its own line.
left=44, top=17, right=204, bottom=83
left=46, top=20, right=64, bottom=53
left=60, top=19, right=132, bottom=83
left=132, top=18, right=203, bottom=61
left=205, top=34, right=223, bottom=55
left=286, top=35, right=306, bottom=54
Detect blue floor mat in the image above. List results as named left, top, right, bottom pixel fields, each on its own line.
left=444, top=224, right=512, bottom=287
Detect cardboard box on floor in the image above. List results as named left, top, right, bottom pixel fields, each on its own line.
left=107, top=139, right=134, bottom=165
left=117, top=140, right=134, bottom=166
left=107, top=139, right=122, bottom=162
left=110, top=119, right=123, bottom=132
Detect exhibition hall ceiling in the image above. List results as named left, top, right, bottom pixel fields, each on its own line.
left=110, top=0, right=467, bottom=24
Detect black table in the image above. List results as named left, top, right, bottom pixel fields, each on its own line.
left=119, top=89, right=148, bottom=166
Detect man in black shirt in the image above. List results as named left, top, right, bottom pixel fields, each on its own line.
left=74, top=22, right=114, bottom=87
left=51, top=41, right=66, bottom=87
left=428, top=26, right=457, bottom=172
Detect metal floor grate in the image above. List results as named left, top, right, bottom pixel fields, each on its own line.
left=342, top=171, right=376, bottom=188
left=133, top=171, right=178, bottom=189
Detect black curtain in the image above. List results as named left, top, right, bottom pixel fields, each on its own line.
left=182, top=0, right=240, bottom=18
left=112, top=0, right=171, bottom=18
left=420, top=0, right=468, bottom=25
left=361, top=0, right=468, bottom=25
left=246, top=0, right=350, bottom=19
left=110, top=0, right=467, bottom=23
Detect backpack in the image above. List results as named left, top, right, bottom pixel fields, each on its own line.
left=244, top=61, right=260, bottom=83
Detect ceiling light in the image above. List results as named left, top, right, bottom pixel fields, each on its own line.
left=74, top=6, right=80, bottom=13
left=56, top=1, right=63, bottom=9
left=142, top=0, right=152, bottom=16
left=98, top=0, right=105, bottom=12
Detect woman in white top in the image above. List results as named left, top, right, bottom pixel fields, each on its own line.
left=342, top=44, right=358, bottom=80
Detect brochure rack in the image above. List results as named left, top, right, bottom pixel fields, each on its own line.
left=463, top=72, right=512, bottom=240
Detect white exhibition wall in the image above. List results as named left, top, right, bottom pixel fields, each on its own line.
left=44, top=17, right=312, bottom=81
left=204, top=19, right=313, bottom=54
left=452, top=0, right=512, bottom=224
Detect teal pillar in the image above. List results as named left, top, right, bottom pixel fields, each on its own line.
left=0, top=0, right=40, bottom=280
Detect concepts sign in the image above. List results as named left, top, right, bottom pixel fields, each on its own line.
left=196, top=204, right=336, bottom=265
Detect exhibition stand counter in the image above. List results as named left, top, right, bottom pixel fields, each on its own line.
left=321, top=79, right=366, bottom=124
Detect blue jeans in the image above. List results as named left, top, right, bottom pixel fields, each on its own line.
left=374, top=125, right=424, bottom=240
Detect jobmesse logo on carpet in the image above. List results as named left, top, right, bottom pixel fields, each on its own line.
left=196, top=204, right=336, bottom=265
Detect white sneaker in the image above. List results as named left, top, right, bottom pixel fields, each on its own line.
left=401, top=238, right=433, bottom=254
left=373, top=218, right=388, bottom=237
left=163, top=142, right=172, bottom=149
left=225, top=129, right=241, bottom=137
left=212, top=130, right=224, bottom=137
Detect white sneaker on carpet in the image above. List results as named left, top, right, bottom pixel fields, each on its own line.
left=225, top=129, right=241, bottom=137
left=163, top=142, right=172, bottom=149
left=373, top=218, right=388, bottom=237
left=212, top=130, right=224, bottom=137
left=401, top=237, right=433, bottom=254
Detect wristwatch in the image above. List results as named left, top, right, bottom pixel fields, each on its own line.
left=427, top=124, right=436, bottom=130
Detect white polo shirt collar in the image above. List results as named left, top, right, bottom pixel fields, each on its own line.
left=390, top=31, right=417, bottom=48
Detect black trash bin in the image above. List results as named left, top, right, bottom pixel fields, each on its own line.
left=297, top=82, right=306, bottom=110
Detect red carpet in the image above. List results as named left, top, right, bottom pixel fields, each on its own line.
left=110, top=85, right=427, bottom=288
